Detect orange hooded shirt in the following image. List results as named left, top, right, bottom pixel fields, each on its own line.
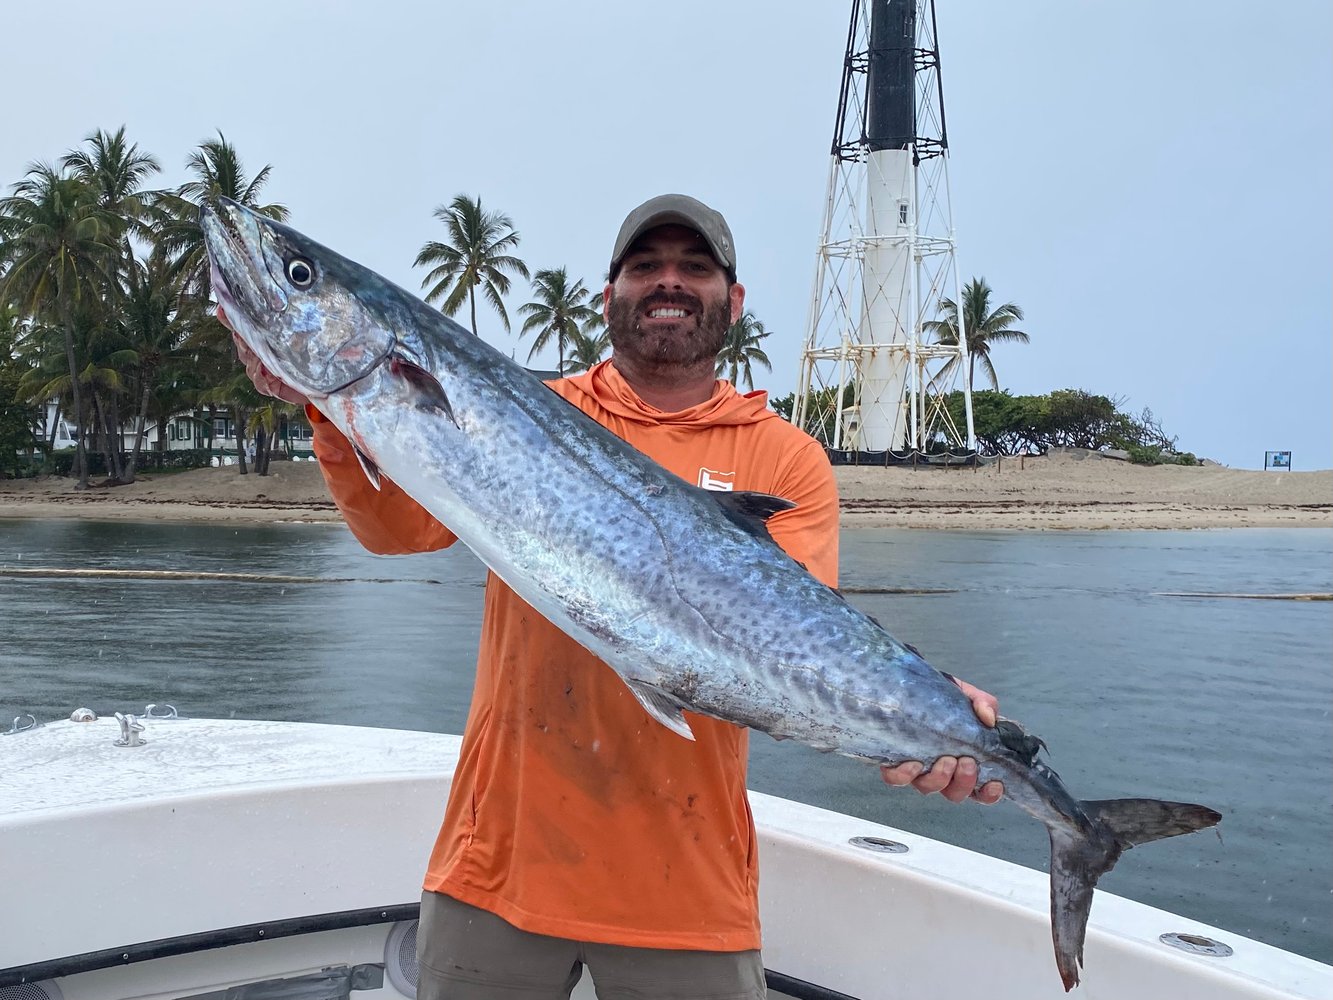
left=309, top=360, right=839, bottom=951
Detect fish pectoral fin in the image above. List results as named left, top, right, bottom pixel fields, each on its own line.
left=624, top=680, right=697, bottom=741
left=353, top=446, right=383, bottom=491
left=390, top=353, right=459, bottom=429
left=709, top=490, right=797, bottom=542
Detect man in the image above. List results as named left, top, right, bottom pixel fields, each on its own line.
left=233, top=193, right=1001, bottom=999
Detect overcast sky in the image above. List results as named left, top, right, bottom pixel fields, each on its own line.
left=3, top=0, right=1329, bottom=469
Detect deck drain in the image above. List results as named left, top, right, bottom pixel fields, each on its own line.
left=849, top=836, right=909, bottom=854
left=1160, top=932, right=1233, bottom=957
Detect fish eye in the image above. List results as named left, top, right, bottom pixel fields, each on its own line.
left=285, top=257, right=315, bottom=288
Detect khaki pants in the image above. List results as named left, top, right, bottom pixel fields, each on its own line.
left=417, top=891, right=767, bottom=999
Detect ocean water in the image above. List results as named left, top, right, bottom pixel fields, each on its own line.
left=1, top=518, right=1329, bottom=964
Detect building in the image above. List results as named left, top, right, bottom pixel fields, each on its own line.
left=40, top=401, right=315, bottom=460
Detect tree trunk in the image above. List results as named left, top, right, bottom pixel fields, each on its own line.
left=89, top=390, right=104, bottom=478
left=257, top=425, right=276, bottom=476
left=105, top=393, right=125, bottom=482
left=59, top=309, right=88, bottom=489
left=123, top=364, right=156, bottom=484
left=90, top=389, right=119, bottom=483
left=45, top=400, right=62, bottom=456
left=232, top=404, right=248, bottom=474
left=106, top=393, right=126, bottom=483
left=205, top=404, right=216, bottom=459
left=254, top=425, right=266, bottom=476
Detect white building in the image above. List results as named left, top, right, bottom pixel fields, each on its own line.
left=40, top=401, right=314, bottom=458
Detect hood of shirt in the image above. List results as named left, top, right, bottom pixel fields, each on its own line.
left=559, top=360, right=780, bottom=428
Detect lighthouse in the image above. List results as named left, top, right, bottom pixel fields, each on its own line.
left=795, top=0, right=975, bottom=458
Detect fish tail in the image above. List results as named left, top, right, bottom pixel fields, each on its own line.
left=1048, top=798, right=1221, bottom=991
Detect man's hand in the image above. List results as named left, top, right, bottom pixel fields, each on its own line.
left=880, top=676, right=1004, bottom=805
left=220, top=305, right=310, bottom=407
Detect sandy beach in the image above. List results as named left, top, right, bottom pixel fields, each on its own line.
left=835, top=451, right=1332, bottom=529
left=1, top=450, right=1329, bottom=530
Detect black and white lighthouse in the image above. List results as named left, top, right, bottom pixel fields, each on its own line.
left=795, top=0, right=975, bottom=456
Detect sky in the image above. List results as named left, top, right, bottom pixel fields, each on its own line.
left=3, top=0, right=1329, bottom=470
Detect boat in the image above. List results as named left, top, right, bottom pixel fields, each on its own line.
left=2, top=709, right=1328, bottom=1000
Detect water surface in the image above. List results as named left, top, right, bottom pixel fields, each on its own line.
left=1, top=520, right=1329, bottom=963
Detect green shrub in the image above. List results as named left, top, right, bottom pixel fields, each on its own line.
left=1124, top=444, right=1199, bottom=466
left=46, top=448, right=215, bottom=476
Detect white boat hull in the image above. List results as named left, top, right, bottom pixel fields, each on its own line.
left=1, top=716, right=1326, bottom=999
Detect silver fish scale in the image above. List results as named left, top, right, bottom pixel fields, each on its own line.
left=336, top=331, right=1001, bottom=775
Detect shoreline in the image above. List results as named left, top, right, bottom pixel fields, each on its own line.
left=1, top=454, right=1329, bottom=531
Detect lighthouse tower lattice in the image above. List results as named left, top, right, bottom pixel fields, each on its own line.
left=794, top=0, right=975, bottom=457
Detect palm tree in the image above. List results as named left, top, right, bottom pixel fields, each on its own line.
left=181, top=304, right=256, bottom=473
left=0, top=309, right=40, bottom=475
left=118, top=256, right=191, bottom=481
left=75, top=315, right=138, bottom=482
left=13, top=319, right=68, bottom=457
left=518, top=268, right=600, bottom=373
left=61, top=126, right=161, bottom=250
left=563, top=327, right=613, bottom=375
left=415, top=195, right=528, bottom=336
left=715, top=311, right=773, bottom=390
left=583, top=287, right=607, bottom=320
left=0, top=164, right=120, bottom=488
left=61, top=128, right=166, bottom=483
left=245, top=395, right=301, bottom=475
left=152, top=132, right=288, bottom=302
left=923, top=277, right=1028, bottom=391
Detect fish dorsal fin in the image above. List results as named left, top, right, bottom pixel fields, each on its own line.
left=624, top=679, right=696, bottom=741
left=353, top=446, right=382, bottom=491
left=390, top=353, right=459, bottom=429
left=709, top=490, right=797, bottom=541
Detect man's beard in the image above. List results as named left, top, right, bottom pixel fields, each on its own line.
left=608, top=290, right=732, bottom=370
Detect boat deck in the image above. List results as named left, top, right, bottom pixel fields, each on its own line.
left=2, top=715, right=1327, bottom=999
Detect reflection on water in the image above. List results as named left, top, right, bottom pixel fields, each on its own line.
left=1, top=519, right=1330, bottom=963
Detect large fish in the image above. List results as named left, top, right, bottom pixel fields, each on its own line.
left=202, top=196, right=1220, bottom=991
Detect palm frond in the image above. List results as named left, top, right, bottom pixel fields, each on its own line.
left=415, top=194, right=527, bottom=336
left=926, top=277, right=1030, bottom=390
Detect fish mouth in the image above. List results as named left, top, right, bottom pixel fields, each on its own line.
left=201, top=198, right=288, bottom=323
left=202, top=197, right=399, bottom=397
left=209, top=259, right=241, bottom=327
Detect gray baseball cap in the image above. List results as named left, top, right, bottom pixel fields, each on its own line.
left=609, top=194, right=737, bottom=282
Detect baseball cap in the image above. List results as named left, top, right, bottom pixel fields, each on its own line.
left=609, top=194, right=737, bottom=282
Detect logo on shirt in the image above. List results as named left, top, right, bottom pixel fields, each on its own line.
left=698, top=468, right=735, bottom=492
